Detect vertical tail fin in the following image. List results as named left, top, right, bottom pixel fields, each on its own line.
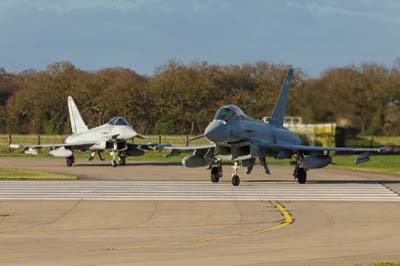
left=269, top=68, right=294, bottom=128
left=67, top=96, right=88, bottom=134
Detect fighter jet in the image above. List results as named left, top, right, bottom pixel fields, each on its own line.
left=161, top=68, right=385, bottom=185
left=11, top=96, right=146, bottom=167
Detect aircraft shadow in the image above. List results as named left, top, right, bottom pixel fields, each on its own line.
left=247, top=179, right=400, bottom=184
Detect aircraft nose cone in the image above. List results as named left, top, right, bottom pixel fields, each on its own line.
left=115, top=126, right=137, bottom=140
left=204, top=120, right=228, bottom=143
left=125, top=127, right=137, bottom=139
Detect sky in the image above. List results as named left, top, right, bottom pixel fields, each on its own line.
left=1, top=0, right=399, bottom=77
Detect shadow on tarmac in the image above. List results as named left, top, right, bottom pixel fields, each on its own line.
left=247, top=179, right=400, bottom=184
left=74, top=162, right=182, bottom=167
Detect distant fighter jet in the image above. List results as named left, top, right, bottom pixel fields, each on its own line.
left=161, top=69, right=384, bottom=185
left=11, top=96, right=146, bottom=167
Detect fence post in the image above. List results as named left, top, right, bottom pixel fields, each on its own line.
left=158, top=135, right=161, bottom=145
left=7, top=134, right=11, bottom=152
left=37, top=135, right=41, bottom=145
left=185, top=135, right=189, bottom=146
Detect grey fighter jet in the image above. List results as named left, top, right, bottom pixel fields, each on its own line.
left=11, top=96, right=145, bottom=167
left=161, top=69, right=384, bottom=185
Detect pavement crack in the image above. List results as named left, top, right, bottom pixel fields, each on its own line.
left=43, top=199, right=83, bottom=225
left=141, top=201, right=159, bottom=226
left=231, top=187, right=244, bottom=224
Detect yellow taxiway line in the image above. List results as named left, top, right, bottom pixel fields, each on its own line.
left=108, top=200, right=293, bottom=251
left=0, top=201, right=293, bottom=260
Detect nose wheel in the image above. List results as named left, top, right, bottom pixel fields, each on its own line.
left=231, top=161, right=240, bottom=186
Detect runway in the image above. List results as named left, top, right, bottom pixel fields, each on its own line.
left=1, top=158, right=400, bottom=265
left=1, top=180, right=399, bottom=201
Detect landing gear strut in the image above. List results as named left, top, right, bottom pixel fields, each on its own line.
left=119, top=155, right=126, bottom=166
left=66, top=154, right=75, bottom=167
left=88, top=151, right=95, bottom=161
left=210, top=158, right=223, bottom=183
left=111, top=143, right=118, bottom=167
left=293, top=152, right=307, bottom=184
left=231, top=161, right=240, bottom=186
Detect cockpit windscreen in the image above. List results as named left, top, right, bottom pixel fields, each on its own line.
left=107, top=116, right=129, bottom=126
left=214, top=107, right=233, bottom=121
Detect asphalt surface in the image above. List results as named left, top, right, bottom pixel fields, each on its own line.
left=0, top=157, right=400, bottom=266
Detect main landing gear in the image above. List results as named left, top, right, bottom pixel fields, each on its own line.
left=293, top=152, right=307, bottom=184
left=210, top=159, right=223, bottom=183
left=294, top=167, right=307, bottom=184
left=66, top=154, right=75, bottom=167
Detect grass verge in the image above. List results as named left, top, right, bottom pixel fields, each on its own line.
left=353, top=262, right=400, bottom=266
left=328, top=155, right=400, bottom=175
left=0, top=168, right=77, bottom=180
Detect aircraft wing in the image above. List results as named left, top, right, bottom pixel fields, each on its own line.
left=157, top=144, right=216, bottom=157
left=11, top=140, right=98, bottom=151
left=260, top=142, right=382, bottom=153
left=160, top=144, right=216, bottom=151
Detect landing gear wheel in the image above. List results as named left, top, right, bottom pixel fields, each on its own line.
left=66, top=158, right=73, bottom=167
left=211, top=167, right=220, bottom=183
left=119, top=157, right=126, bottom=166
left=232, top=175, right=240, bottom=186
left=66, top=155, right=74, bottom=167
left=296, top=168, right=307, bottom=184
left=111, top=160, right=117, bottom=167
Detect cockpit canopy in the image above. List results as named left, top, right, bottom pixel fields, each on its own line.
left=107, top=116, right=130, bottom=126
left=214, top=105, right=246, bottom=121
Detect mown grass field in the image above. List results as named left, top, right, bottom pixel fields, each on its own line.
left=353, top=262, right=400, bottom=266
left=0, top=168, right=77, bottom=180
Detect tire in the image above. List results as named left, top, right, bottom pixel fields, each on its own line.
left=66, top=158, right=73, bottom=167
left=297, top=168, right=307, bottom=184
left=232, top=175, right=240, bottom=186
left=211, top=167, right=220, bottom=183
left=112, top=160, right=117, bottom=167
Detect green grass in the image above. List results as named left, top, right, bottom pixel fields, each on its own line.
left=328, top=155, right=400, bottom=175
left=353, top=262, right=400, bottom=266
left=0, top=168, right=77, bottom=180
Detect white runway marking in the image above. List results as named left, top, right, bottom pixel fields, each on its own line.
left=0, top=181, right=399, bottom=201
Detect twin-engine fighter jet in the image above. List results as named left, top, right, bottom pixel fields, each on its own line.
left=11, top=96, right=146, bottom=167
left=161, top=68, right=385, bottom=185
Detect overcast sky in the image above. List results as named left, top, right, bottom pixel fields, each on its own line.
left=1, top=0, right=399, bottom=77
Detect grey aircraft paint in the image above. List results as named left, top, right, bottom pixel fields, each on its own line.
left=162, top=68, right=384, bottom=186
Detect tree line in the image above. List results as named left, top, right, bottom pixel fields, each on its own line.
left=0, top=60, right=399, bottom=135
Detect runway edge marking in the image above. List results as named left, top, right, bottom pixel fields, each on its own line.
left=103, top=200, right=293, bottom=251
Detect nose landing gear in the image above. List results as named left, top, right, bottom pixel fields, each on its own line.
left=231, top=161, right=240, bottom=186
